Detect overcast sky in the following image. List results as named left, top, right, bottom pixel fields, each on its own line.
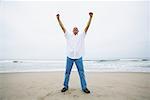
left=0, top=1, right=149, bottom=60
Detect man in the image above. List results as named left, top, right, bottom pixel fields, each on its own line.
left=56, top=12, right=93, bottom=93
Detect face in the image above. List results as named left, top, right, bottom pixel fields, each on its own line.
left=72, top=27, right=79, bottom=35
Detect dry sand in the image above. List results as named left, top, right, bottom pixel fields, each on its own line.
left=0, top=72, right=150, bottom=100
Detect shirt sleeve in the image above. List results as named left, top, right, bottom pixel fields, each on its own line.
left=82, top=31, right=86, bottom=38
left=64, top=31, right=69, bottom=39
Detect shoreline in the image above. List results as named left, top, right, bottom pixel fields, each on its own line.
left=1, top=60, right=150, bottom=73
left=1, top=70, right=150, bottom=74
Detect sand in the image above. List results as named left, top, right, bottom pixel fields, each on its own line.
left=0, top=72, right=150, bottom=100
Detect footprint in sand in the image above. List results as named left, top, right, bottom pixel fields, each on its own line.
left=38, top=89, right=81, bottom=100
left=38, top=92, right=53, bottom=100
left=73, top=94, right=79, bottom=98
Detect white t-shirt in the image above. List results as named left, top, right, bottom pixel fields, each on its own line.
left=64, top=31, right=86, bottom=59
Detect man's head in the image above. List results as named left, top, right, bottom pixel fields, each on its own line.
left=73, top=27, right=79, bottom=35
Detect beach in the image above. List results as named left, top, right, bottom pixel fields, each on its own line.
left=0, top=72, right=150, bottom=100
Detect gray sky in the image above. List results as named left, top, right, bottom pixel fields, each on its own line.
left=0, top=1, right=149, bottom=60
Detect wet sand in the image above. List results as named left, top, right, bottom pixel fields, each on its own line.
left=0, top=72, right=150, bottom=100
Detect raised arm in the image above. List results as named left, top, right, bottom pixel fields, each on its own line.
left=56, top=14, right=66, bottom=33
left=84, top=12, right=93, bottom=33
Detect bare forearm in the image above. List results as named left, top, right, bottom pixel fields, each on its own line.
left=56, top=14, right=66, bottom=33
left=57, top=19, right=66, bottom=33
left=84, top=17, right=92, bottom=33
left=84, top=12, right=93, bottom=33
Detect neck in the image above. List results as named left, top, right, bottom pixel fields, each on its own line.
left=74, top=33, right=78, bottom=35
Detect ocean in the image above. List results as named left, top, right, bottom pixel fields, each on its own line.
left=0, top=59, right=150, bottom=73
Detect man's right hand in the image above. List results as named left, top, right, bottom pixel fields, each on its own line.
left=56, top=14, right=60, bottom=19
left=56, top=14, right=66, bottom=33
left=89, top=12, right=93, bottom=18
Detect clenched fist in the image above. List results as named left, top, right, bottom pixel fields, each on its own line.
left=56, top=14, right=60, bottom=19
left=89, top=12, right=93, bottom=17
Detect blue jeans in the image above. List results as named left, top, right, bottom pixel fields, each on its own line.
left=63, top=57, right=87, bottom=90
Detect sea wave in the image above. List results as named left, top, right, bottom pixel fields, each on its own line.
left=0, top=59, right=150, bottom=73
